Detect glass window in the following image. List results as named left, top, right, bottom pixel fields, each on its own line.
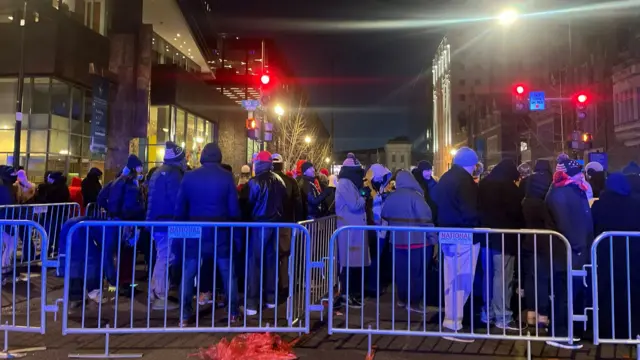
left=70, top=87, right=82, bottom=133
left=27, top=154, right=46, bottom=183
left=148, top=106, right=171, bottom=145
left=175, top=108, right=185, bottom=146
left=196, top=117, right=205, bottom=143
left=83, top=91, right=92, bottom=136
left=0, top=78, right=17, bottom=130
left=29, top=130, right=48, bottom=153
left=147, top=145, right=165, bottom=165
left=0, top=130, right=26, bottom=152
left=51, top=79, right=70, bottom=119
left=70, top=134, right=82, bottom=157
left=49, top=130, right=69, bottom=154
left=31, top=78, right=50, bottom=129
left=186, top=113, right=196, bottom=166
left=81, top=136, right=91, bottom=158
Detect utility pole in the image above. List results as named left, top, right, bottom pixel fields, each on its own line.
left=13, top=0, right=28, bottom=169
left=330, top=56, right=335, bottom=158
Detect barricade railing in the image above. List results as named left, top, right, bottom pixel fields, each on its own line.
left=85, top=203, right=107, bottom=219
left=297, top=216, right=337, bottom=320
left=590, top=231, right=640, bottom=357
left=57, top=220, right=312, bottom=358
left=327, top=225, right=579, bottom=359
left=0, top=220, right=50, bottom=358
left=0, top=203, right=80, bottom=264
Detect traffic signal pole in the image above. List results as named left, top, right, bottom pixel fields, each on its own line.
left=13, top=0, right=28, bottom=169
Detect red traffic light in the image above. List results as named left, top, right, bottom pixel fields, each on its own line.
left=260, top=74, right=270, bottom=85
left=515, top=85, right=525, bottom=95
left=582, top=132, right=593, bottom=142
left=577, top=94, right=588, bottom=103
left=246, top=118, right=256, bottom=129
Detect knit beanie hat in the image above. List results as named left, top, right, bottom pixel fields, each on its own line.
left=240, top=165, right=251, bottom=174
left=562, top=159, right=583, bottom=177
left=255, top=151, right=272, bottom=163
left=556, top=153, right=570, bottom=172
left=342, top=153, right=361, bottom=167
left=585, top=161, right=604, bottom=173
left=126, top=154, right=143, bottom=171
left=301, top=161, right=314, bottom=175
left=452, top=147, right=479, bottom=167
left=319, top=168, right=330, bottom=176
left=164, top=141, right=185, bottom=163
left=417, top=161, right=433, bottom=172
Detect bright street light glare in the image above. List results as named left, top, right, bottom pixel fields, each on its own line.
left=274, top=104, right=285, bottom=116
left=325, top=157, right=331, bottom=163
left=450, top=148, right=458, bottom=156
left=304, top=136, right=312, bottom=144
left=498, top=9, right=518, bottom=26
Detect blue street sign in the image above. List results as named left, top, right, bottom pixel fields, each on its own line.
left=529, top=91, right=545, bottom=111
left=588, top=152, right=608, bottom=171
left=241, top=99, right=260, bottom=111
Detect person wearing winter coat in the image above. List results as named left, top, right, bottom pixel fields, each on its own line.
left=244, top=151, right=287, bottom=315
left=520, top=159, right=553, bottom=328
left=237, top=165, right=251, bottom=192
left=174, top=143, right=241, bottom=324
left=324, top=175, right=337, bottom=215
left=272, top=153, right=304, bottom=295
left=335, top=153, right=369, bottom=308
left=622, top=161, right=640, bottom=198
left=81, top=167, right=102, bottom=209
left=108, top=155, right=145, bottom=221
left=381, top=170, right=435, bottom=312
left=585, top=162, right=605, bottom=199
left=478, top=159, right=525, bottom=330
left=145, top=141, right=186, bottom=310
left=0, top=166, right=17, bottom=274
left=69, top=177, right=84, bottom=211
left=365, top=164, right=392, bottom=294
left=45, top=172, right=71, bottom=204
left=545, top=159, right=593, bottom=350
left=591, top=173, right=640, bottom=341
left=431, top=147, right=481, bottom=341
left=412, top=161, right=438, bottom=223
left=14, top=170, right=35, bottom=204
left=299, top=161, right=329, bottom=220
left=34, top=171, right=51, bottom=204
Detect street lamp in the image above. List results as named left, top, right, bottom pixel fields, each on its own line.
left=498, top=9, right=518, bottom=26
left=325, top=157, right=331, bottom=164
left=274, top=104, right=285, bottom=116
left=450, top=148, right=458, bottom=156
left=304, top=136, right=312, bottom=144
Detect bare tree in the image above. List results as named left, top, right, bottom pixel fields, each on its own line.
left=275, top=98, right=332, bottom=172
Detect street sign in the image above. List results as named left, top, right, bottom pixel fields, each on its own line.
left=241, top=99, right=260, bottom=111
left=529, top=91, right=545, bottom=111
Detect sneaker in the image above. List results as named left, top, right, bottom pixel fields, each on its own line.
left=346, top=295, right=362, bottom=309
left=442, top=327, right=475, bottom=343
left=152, top=298, right=179, bottom=311
left=495, top=320, right=525, bottom=331
left=245, top=308, right=258, bottom=316
left=198, top=292, right=212, bottom=306
left=407, top=303, right=425, bottom=314
left=266, top=303, right=276, bottom=309
left=545, top=340, right=583, bottom=350
left=396, top=300, right=406, bottom=308
left=87, top=289, right=108, bottom=304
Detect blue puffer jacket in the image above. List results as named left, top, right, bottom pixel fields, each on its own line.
left=146, top=162, right=184, bottom=222
left=108, top=175, right=145, bottom=220
left=174, top=143, right=241, bottom=259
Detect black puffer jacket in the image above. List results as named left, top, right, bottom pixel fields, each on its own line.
left=521, top=160, right=553, bottom=253
left=274, top=163, right=303, bottom=222
left=246, top=162, right=287, bottom=222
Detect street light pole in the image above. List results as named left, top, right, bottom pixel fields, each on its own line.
left=13, top=0, right=28, bottom=169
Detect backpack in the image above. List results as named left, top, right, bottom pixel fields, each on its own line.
left=97, top=180, right=114, bottom=213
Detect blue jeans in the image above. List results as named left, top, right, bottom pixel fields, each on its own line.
left=480, top=247, right=516, bottom=324
left=179, top=255, right=239, bottom=321
left=394, top=246, right=433, bottom=306
left=246, top=228, right=277, bottom=310
left=151, top=232, right=172, bottom=299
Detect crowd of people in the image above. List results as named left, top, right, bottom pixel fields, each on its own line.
left=0, top=141, right=638, bottom=348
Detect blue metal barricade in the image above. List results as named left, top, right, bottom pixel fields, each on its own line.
left=0, top=220, right=50, bottom=358
left=589, top=231, right=640, bottom=359
left=0, top=203, right=81, bottom=263
left=327, top=225, right=579, bottom=358
left=298, top=216, right=337, bottom=320
left=56, top=220, right=312, bottom=358
left=85, top=203, right=107, bottom=220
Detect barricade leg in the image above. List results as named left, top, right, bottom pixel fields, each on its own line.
left=67, top=325, right=142, bottom=359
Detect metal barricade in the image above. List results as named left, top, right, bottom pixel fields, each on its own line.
left=327, top=225, right=579, bottom=358
left=297, top=216, right=337, bottom=320
left=85, top=203, right=107, bottom=219
left=0, top=220, right=50, bottom=358
left=0, top=203, right=80, bottom=263
left=589, top=231, right=640, bottom=359
left=56, top=220, right=312, bottom=358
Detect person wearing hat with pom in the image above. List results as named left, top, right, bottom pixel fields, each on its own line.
left=299, top=161, right=329, bottom=220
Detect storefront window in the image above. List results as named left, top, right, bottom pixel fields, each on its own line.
left=186, top=114, right=196, bottom=167
left=70, top=87, right=83, bottom=133
left=175, top=108, right=185, bottom=146
left=29, top=130, right=48, bottom=153
left=83, top=91, right=92, bottom=136
left=0, top=78, right=17, bottom=130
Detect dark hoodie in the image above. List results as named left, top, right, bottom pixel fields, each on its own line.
left=45, top=172, right=71, bottom=204
left=591, top=173, right=640, bottom=339
left=587, top=169, right=606, bottom=198
left=521, top=159, right=553, bottom=253
left=81, top=167, right=102, bottom=207
left=478, top=160, right=525, bottom=253
left=174, top=143, right=241, bottom=259
left=411, top=168, right=438, bottom=223
left=381, top=170, right=435, bottom=248
left=521, top=159, right=552, bottom=200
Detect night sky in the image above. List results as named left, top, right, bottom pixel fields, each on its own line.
left=211, top=0, right=446, bottom=151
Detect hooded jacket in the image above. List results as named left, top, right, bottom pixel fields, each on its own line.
left=521, top=160, right=553, bottom=253
left=45, top=172, right=71, bottom=204
left=69, top=177, right=84, bottom=208
left=81, top=168, right=102, bottom=207
left=411, top=168, right=438, bottom=224
left=381, top=170, right=435, bottom=247
left=108, top=173, right=144, bottom=220
left=478, top=160, right=525, bottom=253
left=246, top=161, right=287, bottom=222
left=146, top=161, right=185, bottom=222
left=14, top=170, right=35, bottom=204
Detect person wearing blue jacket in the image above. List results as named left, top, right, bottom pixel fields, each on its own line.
left=174, top=142, right=241, bottom=325
left=381, top=170, right=435, bottom=313
left=146, top=141, right=186, bottom=311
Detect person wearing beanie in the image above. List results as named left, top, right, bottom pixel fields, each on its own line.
left=591, top=172, right=640, bottom=340
left=319, top=168, right=330, bottom=177
left=430, top=146, right=480, bottom=340
left=271, top=153, right=303, bottom=294
left=335, top=152, right=368, bottom=309
left=544, top=158, right=593, bottom=350
left=242, top=150, right=287, bottom=315
left=585, top=162, right=605, bottom=199
left=81, top=168, right=102, bottom=208
left=145, top=143, right=188, bottom=311
left=412, top=160, right=438, bottom=222
left=237, top=164, right=252, bottom=192
left=299, top=161, right=329, bottom=220
left=295, top=159, right=307, bottom=179
left=44, top=171, right=71, bottom=204
left=555, top=153, right=570, bottom=173
left=174, top=142, right=241, bottom=325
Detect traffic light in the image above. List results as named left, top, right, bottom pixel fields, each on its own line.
left=260, top=74, right=270, bottom=85
left=582, top=132, right=593, bottom=149
left=512, top=84, right=528, bottom=113
left=246, top=118, right=258, bottom=140
left=259, top=72, right=276, bottom=107
left=575, top=92, right=589, bottom=120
